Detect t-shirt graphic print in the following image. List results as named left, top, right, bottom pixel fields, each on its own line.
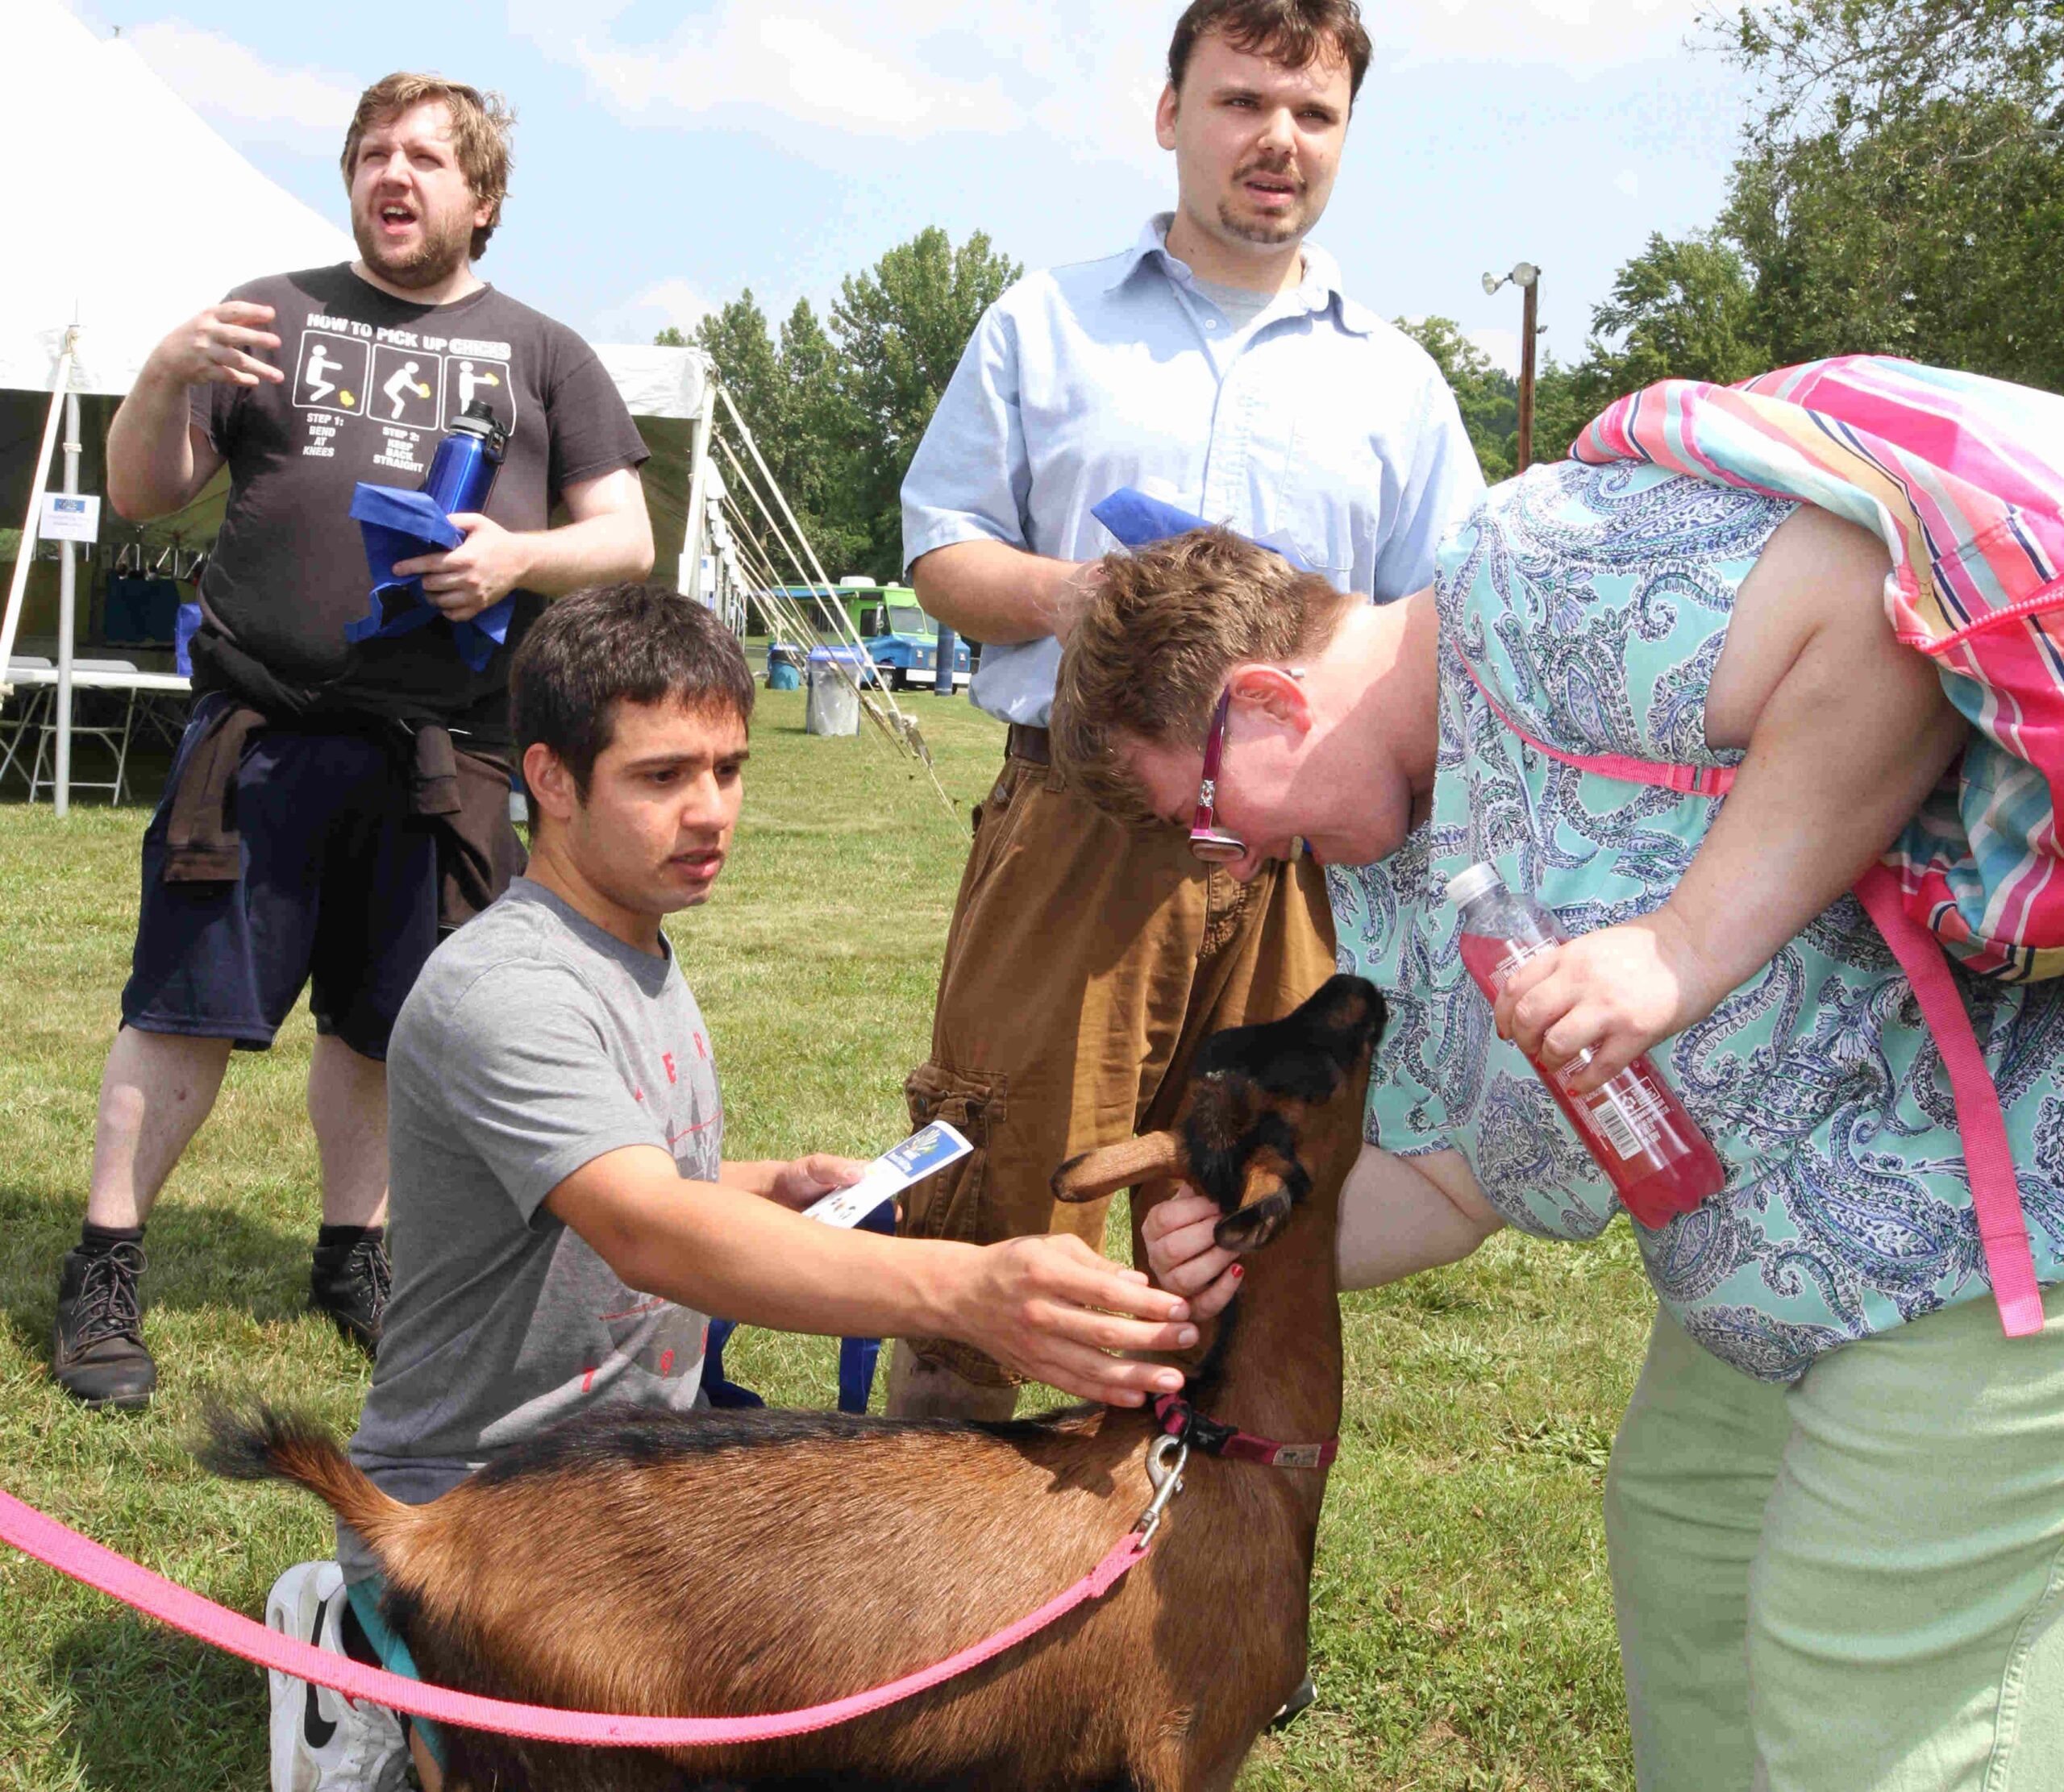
left=190, top=264, right=648, bottom=722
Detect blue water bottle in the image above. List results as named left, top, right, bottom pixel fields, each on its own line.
left=421, top=399, right=506, bottom=516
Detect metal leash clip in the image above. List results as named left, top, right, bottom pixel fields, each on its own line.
left=1134, top=1433, right=1189, bottom=1545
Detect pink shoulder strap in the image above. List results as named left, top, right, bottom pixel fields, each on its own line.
left=1460, top=660, right=2044, bottom=1337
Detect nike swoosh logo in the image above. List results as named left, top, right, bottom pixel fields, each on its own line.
left=304, top=1598, right=338, bottom=1750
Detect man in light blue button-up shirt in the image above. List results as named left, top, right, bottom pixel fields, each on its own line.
left=888, top=0, right=1485, bottom=1423
left=905, top=218, right=1480, bottom=727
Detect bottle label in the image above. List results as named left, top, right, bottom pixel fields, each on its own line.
left=1581, top=1078, right=1666, bottom=1162
left=1483, top=941, right=1546, bottom=988
left=1482, top=938, right=1662, bottom=1162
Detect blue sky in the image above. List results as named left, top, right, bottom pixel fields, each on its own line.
left=69, top=0, right=1759, bottom=376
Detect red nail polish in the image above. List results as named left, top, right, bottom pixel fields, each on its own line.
left=1230, top=1265, right=1244, bottom=1279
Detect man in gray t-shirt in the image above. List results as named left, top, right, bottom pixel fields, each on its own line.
left=291, top=584, right=1207, bottom=1792
left=343, top=875, right=726, bottom=1561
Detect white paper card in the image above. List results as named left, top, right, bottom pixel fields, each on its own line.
left=801, top=1121, right=972, bottom=1229
left=39, top=493, right=101, bottom=544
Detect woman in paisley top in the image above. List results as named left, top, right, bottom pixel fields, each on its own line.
left=1050, top=464, right=2064, bottom=1792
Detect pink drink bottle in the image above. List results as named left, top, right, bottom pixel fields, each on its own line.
left=1446, top=863, right=1725, bottom=1228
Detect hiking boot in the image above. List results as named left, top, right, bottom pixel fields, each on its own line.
left=266, top=1560, right=409, bottom=1792
left=52, top=1240, right=156, bottom=1409
left=309, top=1232, right=390, bottom=1356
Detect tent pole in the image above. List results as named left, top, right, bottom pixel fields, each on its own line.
left=680, top=376, right=716, bottom=607
left=0, top=329, right=77, bottom=696
left=716, top=388, right=896, bottom=682
left=54, top=390, right=81, bottom=817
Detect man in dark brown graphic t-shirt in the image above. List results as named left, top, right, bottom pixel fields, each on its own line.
left=49, top=72, right=655, bottom=1415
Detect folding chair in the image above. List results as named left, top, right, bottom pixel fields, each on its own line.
left=1, top=659, right=56, bottom=791
left=28, top=660, right=140, bottom=805
left=702, top=1200, right=897, bottom=1414
left=128, top=686, right=194, bottom=755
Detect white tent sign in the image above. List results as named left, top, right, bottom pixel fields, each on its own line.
left=39, top=495, right=101, bottom=545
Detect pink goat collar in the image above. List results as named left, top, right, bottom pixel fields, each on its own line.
left=1151, top=1391, right=1338, bottom=1470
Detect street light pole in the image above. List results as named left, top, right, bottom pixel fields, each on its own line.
left=1483, top=261, right=1542, bottom=471
left=1518, top=275, right=1539, bottom=472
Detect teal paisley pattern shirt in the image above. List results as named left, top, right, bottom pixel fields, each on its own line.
left=1331, top=460, right=2064, bottom=1382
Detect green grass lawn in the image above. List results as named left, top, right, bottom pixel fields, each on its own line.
left=0, top=688, right=1652, bottom=1790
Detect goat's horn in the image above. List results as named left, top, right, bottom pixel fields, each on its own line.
left=1051, top=1131, right=1185, bottom=1204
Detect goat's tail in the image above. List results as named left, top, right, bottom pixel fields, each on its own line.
left=198, top=1402, right=422, bottom=1562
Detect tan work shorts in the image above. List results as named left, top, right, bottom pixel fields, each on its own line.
left=899, top=736, right=1337, bottom=1385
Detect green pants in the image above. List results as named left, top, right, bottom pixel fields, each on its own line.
left=1604, top=1289, right=2064, bottom=1791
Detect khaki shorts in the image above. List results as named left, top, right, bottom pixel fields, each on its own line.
left=899, top=739, right=1336, bottom=1385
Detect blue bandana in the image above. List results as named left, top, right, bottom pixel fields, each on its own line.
left=345, top=482, right=514, bottom=674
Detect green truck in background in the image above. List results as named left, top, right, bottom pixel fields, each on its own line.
left=767, top=581, right=975, bottom=690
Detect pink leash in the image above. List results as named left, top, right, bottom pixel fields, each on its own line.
left=0, top=1485, right=1147, bottom=1748
left=1462, top=660, right=2045, bottom=1337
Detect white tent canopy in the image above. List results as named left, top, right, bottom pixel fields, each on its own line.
left=2, top=1, right=363, bottom=397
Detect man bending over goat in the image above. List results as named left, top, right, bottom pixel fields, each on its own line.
left=265, top=582, right=1201, bottom=1792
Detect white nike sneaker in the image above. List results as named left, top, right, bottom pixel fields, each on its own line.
left=264, top=1561, right=410, bottom=1792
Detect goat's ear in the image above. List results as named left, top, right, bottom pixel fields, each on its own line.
left=1051, top=1131, right=1185, bottom=1204
left=1209, top=1154, right=1308, bottom=1251
left=1214, top=1191, right=1294, bottom=1252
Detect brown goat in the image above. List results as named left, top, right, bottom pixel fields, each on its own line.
left=202, top=973, right=1383, bottom=1792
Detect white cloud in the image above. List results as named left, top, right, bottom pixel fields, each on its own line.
left=507, top=0, right=1717, bottom=166
left=1614, top=168, right=1642, bottom=197
left=517, top=2, right=1029, bottom=143
left=125, top=19, right=359, bottom=149
left=504, top=0, right=1709, bottom=170
left=506, top=2, right=1178, bottom=171
left=591, top=277, right=713, bottom=344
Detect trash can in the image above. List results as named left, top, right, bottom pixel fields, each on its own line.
left=766, top=643, right=802, bottom=691
left=805, top=647, right=862, bottom=737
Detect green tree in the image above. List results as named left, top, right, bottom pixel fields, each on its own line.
left=1584, top=231, right=1769, bottom=390
left=696, top=289, right=786, bottom=453
left=1393, top=316, right=1519, bottom=481
left=1522, top=231, right=1772, bottom=461
left=1713, top=0, right=2064, bottom=388
left=1716, top=0, right=2062, bottom=159
left=651, top=325, right=689, bottom=347
left=776, top=298, right=871, bottom=575
left=693, top=290, right=807, bottom=572
left=831, top=227, right=1023, bottom=578
left=1498, top=2, right=2064, bottom=475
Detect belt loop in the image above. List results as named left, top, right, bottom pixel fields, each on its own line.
left=1006, top=723, right=1051, bottom=767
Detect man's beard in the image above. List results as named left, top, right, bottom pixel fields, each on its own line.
left=1217, top=164, right=1308, bottom=247
left=1217, top=198, right=1305, bottom=247
left=352, top=206, right=472, bottom=290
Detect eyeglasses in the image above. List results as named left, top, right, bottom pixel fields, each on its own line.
left=1189, top=689, right=1246, bottom=863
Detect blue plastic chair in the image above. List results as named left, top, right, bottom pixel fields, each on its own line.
left=702, top=1200, right=896, bottom=1413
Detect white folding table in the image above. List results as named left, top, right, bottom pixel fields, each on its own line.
left=3, top=660, right=190, bottom=805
